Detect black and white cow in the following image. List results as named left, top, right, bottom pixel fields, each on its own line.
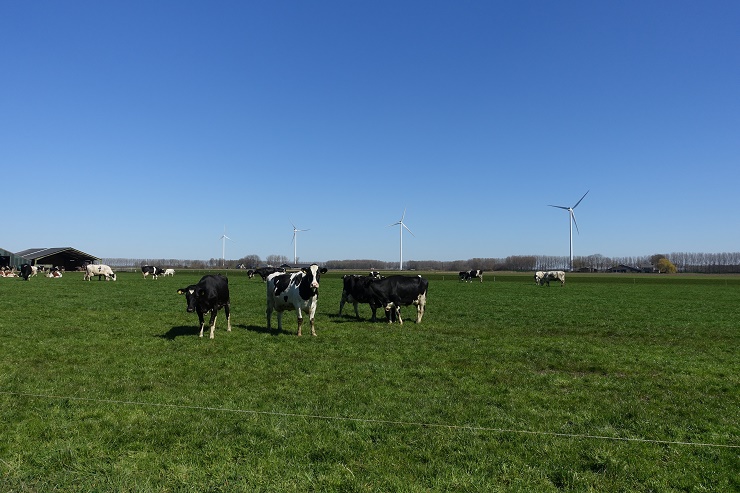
left=142, top=265, right=164, bottom=279
left=84, top=264, right=116, bottom=281
left=266, top=264, right=327, bottom=336
left=247, top=266, right=286, bottom=282
left=367, top=275, right=428, bottom=325
left=177, top=275, right=232, bottom=339
left=339, top=274, right=383, bottom=320
left=459, top=269, right=483, bottom=283
left=534, top=270, right=566, bottom=287
left=20, top=264, right=33, bottom=281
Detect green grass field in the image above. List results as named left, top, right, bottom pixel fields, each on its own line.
left=1, top=270, right=738, bottom=492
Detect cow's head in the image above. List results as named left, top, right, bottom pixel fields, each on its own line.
left=178, top=286, right=203, bottom=312
left=247, top=270, right=255, bottom=278
left=302, top=264, right=328, bottom=293
left=110, top=273, right=117, bottom=281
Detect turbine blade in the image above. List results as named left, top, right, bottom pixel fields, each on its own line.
left=573, top=190, right=589, bottom=209
left=571, top=211, right=580, bottom=234
left=388, top=221, right=401, bottom=227
left=401, top=208, right=407, bottom=222
left=549, top=205, right=569, bottom=210
left=403, top=223, right=415, bottom=236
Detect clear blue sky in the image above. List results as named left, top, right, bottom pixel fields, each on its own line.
left=3, top=1, right=738, bottom=263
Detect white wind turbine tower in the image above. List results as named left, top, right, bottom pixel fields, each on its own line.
left=388, top=208, right=414, bottom=271
left=220, top=226, right=231, bottom=267
left=291, top=221, right=309, bottom=265
left=549, top=190, right=589, bottom=271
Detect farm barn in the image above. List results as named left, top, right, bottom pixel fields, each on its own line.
left=13, top=247, right=99, bottom=271
left=0, top=247, right=30, bottom=269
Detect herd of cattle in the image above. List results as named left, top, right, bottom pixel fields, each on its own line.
left=7, top=263, right=566, bottom=338
left=1, top=264, right=62, bottom=279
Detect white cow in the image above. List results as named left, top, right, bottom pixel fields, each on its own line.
left=535, top=270, right=565, bottom=287
left=266, top=264, right=328, bottom=336
left=164, top=269, right=175, bottom=276
left=84, top=264, right=117, bottom=281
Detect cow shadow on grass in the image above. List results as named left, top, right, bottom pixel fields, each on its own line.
left=329, top=313, right=386, bottom=324
left=158, top=325, right=200, bottom=340
left=159, top=324, right=294, bottom=339
left=243, top=324, right=295, bottom=336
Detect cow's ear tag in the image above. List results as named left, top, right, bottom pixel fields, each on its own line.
left=177, top=289, right=185, bottom=295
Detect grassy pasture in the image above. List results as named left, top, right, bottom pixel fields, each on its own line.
left=0, top=270, right=737, bottom=492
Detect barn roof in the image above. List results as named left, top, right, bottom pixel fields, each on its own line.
left=15, top=247, right=99, bottom=265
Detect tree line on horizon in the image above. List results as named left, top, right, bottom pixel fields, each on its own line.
left=101, top=251, right=740, bottom=274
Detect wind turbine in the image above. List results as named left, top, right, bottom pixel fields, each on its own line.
left=220, top=226, right=231, bottom=267
left=549, top=190, right=589, bottom=271
left=388, top=208, right=414, bottom=270
left=290, top=221, right=309, bottom=265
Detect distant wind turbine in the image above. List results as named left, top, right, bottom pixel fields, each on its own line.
left=291, top=221, right=309, bottom=265
left=388, top=208, right=414, bottom=270
left=220, top=226, right=231, bottom=267
left=549, top=190, right=589, bottom=271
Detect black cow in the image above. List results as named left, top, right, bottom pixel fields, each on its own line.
left=20, top=264, right=33, bottom=281
left=142, top=265, right=164, bottom=280
left=177, top=275, right=231, bottom=339
left=247, top=266, right=285, bottom=281
left=339, top=275, right=384, bottom=321
left=459, top=269, right=483, bottom=283
left=368, top=275, right=429, bottom=325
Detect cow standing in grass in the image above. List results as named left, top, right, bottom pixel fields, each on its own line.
left=177, top=275, right=232, bottom=339
left=20, top=264, right=34, bottom=281
left=142, top=265, right=164, bottom=279
left=84, top=264, right=117, bottom=281
left=266, top=264, right=327, bottom=336
left=339, top=274, right=383, bottom=320
left=367, top=275, right=429, bottom=325
left=535, top=270, right=566, bottom=287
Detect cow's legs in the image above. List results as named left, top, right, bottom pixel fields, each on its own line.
left=353, top=302, right=360, bottom=319
left=208, top=312, right=218, bottom=339
left=296, top=307, right=303, bottom=336
left=385, top=303, right=401, bottom=324
left=225, top=304, right=232, bottom=331
left=276, top=311, right=283, bottom=332
left=415, top=294, right=426, bottom=323
left=309, top=317, right=316, bottom=336
left=197, top=312, right=206, bottom=337
left=266, top=305, right=274, bottom=330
